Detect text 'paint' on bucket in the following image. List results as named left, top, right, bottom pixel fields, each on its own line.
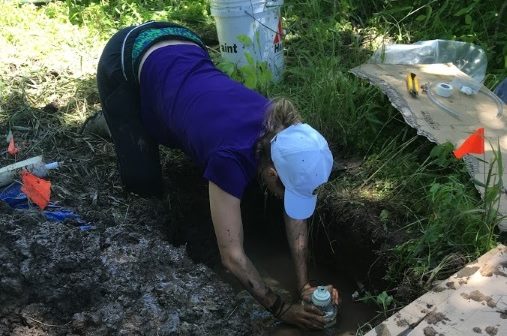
left=210, top=0, right=285, bottom=81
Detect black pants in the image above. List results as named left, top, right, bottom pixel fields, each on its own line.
left=97, top=26, right=163, bottom=197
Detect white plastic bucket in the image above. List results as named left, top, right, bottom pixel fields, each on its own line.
left=210, top=0, right=284, bottom=81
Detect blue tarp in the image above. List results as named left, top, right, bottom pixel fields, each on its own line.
left=0, top=182, right=94, bottom=231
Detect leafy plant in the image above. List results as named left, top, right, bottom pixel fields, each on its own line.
left=64, top=0, right=213, bottom=37
left=216, top=34, right=273, bottom=94
left=359, top=291, right=394, bottom=317
left=384, top=141, right=503, bottom=294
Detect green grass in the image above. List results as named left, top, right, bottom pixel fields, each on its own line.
left=1, top=0, right=505, bottom=315
left=276, top=0, right=505, bottom=298
left=0, top=2, right=101, bottom=129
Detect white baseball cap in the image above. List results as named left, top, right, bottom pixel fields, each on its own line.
left=271, top=123, right=333, bottom=220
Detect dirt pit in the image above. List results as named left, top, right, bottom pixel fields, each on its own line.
left=0, top=124, right=382, bottom=335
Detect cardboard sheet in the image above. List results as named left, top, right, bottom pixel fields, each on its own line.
left=350, top=63, right=507, bottom=231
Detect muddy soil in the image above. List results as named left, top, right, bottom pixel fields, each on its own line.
left=0, top=122, right=273, bottom=336
left=0, top=110, right=386, bottom=335
left=0, top=200, right=272, bottom=336
left=0, top=157, right=278, bottom=336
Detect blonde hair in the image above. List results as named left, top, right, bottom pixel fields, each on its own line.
left=256, top=97, right=302, bottom=171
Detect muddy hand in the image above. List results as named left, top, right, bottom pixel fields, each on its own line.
left=279, top=302, right=326, bottom=330
left=301, top=284, right=340, bottom=305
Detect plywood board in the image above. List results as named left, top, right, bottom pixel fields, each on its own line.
left=365, top=245, right=507, bottom=336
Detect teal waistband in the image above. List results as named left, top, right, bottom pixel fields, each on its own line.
left=132, top=26, right=205, bottom=65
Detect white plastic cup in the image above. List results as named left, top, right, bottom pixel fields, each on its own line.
left=210, top=0, right=285, bottom=81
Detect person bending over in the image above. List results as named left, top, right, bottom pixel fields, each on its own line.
left=96, top=21, right=339, bottom=329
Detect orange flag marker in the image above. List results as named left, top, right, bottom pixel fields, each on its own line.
left=7, top=137, right=19, bottom=156
left=453, top=128, right=485, bottom=159
left=21, top=170, right=51, bottom=210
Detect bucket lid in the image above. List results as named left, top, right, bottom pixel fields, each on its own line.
left=311, top=286, right=331, bottom=307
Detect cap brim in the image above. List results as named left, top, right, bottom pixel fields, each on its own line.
left=284, top=189, right=317, bottom=220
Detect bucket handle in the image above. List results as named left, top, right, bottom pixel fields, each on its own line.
left=243, top=10, right=283, bottom=37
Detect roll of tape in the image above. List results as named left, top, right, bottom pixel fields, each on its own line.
left=435, top=83, right=453, bottom=97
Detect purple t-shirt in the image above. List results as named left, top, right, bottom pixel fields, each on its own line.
left=139, top=44, right=269, bottom=199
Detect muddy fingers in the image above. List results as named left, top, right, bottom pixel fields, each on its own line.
left=280, top=303, right=325, bottom=330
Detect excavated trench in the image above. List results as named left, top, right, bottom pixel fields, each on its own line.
left=161, top=157, right=384, bottom=335
left=0, top=143, right=386, bottom=335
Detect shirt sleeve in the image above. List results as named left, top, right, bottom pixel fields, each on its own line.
left=203, top=149, right=255, bottom=199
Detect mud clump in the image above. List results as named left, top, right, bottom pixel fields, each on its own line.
left=485, top=326, right=498, bottom=336
left=423, top=326, right=437, bottom=336
left=0, top=206, right=270, bottom=335
left=425, top=311, right=449, bottom=325
left=461, top=290, right=497, bottom=308
left=445, top=281, right=456, bottom=289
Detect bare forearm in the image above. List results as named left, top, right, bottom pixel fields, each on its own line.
left=208, top=182, right=279, bottom=310
left=223, top=252, right=278, bottom=308
left=285, top=215, right=309, bottom=290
